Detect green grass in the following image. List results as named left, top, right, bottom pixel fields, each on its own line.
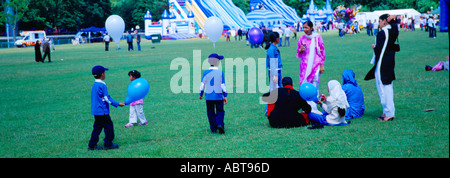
left=0, top=30, right=448, bottom=158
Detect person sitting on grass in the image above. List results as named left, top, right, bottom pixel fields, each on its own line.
left=342, top=69, right=365, bottom=120
left=308, top=80, right=350, bottom=129
left=262, top=77, right=311, bottom=128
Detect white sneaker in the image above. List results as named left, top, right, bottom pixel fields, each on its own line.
left=124, top=123, right=135, bottom=128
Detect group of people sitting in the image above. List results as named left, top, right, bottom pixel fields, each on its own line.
left=262, top=69, right=365, bottom=130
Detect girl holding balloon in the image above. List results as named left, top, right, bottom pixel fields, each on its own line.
left=297, top=21, right=326, bottom=112
left=124, top=70, right=148, bottom=128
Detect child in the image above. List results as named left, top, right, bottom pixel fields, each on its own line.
left=266, top=32, right=283, bottom=91
left=124, top=70, right=148, bottom=128
left=308, top=80, right=350, bottom=129
left=89, top=65, right=125, bottom=150
left=199, top=53, right=228, bottom=134
left=265, top=32, right=282, bottom=116
left=342, top=69, right=365, bottom=120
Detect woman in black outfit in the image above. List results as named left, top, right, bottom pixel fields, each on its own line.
left=34, top=40, right=42, bottom=62
left=364, top=14, right=399, bottom=122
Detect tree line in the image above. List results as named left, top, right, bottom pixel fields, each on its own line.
left=1, top=0, right=168, bottom=33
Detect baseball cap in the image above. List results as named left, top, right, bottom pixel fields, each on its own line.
left=92, top=65, right=109, bottom=75
left=208, top=53, right=224, bottom=66
left=208, top=53, right=224, bottom=60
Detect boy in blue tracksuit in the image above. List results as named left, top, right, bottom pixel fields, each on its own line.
left=199, top=53, right=228, bottom=134
left=89, top=65, right=125, bottom=150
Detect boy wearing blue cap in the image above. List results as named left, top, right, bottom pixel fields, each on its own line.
left=199, top=54, right=228, bottom=134
left=89, top=65, right=125, bottom=150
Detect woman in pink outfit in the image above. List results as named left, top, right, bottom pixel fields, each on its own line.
left=297, top=21, right=326, bottom=111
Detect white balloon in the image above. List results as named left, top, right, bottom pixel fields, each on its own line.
left=204, top=16, right=223, bottom=44
left=105, top=15, right=125, bottom=47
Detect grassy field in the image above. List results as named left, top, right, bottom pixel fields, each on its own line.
left=0, top=29, right=448, bottom=158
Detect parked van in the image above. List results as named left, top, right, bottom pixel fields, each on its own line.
left=15, top=31, right=47, bottom=48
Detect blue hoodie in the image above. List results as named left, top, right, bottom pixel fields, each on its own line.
left=342, top=69, right=365, bottom=119
left=199, top=67, right=228, bottom=101
left=91, top=79, right=119, bottom=115
left=266, top=44, right=283, bottom=70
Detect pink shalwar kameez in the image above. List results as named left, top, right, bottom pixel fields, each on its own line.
left=297, top=33, right=325, bottom=86
left=297, top=33, right=325, bottom=111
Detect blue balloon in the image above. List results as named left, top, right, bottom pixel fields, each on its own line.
left=299, top=83, right=318, bottom=102
left=124, top=78, right=150, bottom=105
left=248, top=27, right=264, bottom=45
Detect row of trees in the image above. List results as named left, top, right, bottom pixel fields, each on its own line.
left=1, top=0, right=441, bottom=34
left=1, top=0, right=168, bottom=33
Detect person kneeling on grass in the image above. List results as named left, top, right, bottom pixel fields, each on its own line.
left=262, top=77, right=311, bottom=128
left=308, top=80, right=350, bottom=130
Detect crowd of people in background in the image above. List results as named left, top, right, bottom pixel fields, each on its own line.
left=102, top=29, right=143, bottom=52
left=367, top=14, right=439, bottom=39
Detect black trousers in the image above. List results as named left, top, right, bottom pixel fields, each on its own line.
left=42, top=52, right=51, bottom=62
left=206, top=100, right=225, bottom=133
left=89, top=115, right=115, bottom=148
left=429, top=27, right=436, bottom=38
left=105, top=42, right=109, bottom=51
left=127, top=42, right=133, bottom=51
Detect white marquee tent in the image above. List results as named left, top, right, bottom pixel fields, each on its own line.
left=356, top=9, right=422, bottom=28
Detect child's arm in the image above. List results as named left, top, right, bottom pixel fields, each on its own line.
left=199, top=79, right=204, bottom=100
left=316, top=95, right=327, bottom=109
left=102, top=85, right=120, bottom=107
left=199, top=72, right=207, bottom=100
left=222, top=71, right=228, bottom=104
left=199, top=82, right=205, bottom=100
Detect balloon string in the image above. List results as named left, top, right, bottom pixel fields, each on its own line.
left=118, top=43, right=126, bottom=68
left=213, top=43, right=216, bottom=53
left=118, top=43, right=126, bottom=107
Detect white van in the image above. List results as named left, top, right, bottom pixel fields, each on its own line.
left=15, top=31, right=47, bottom=48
